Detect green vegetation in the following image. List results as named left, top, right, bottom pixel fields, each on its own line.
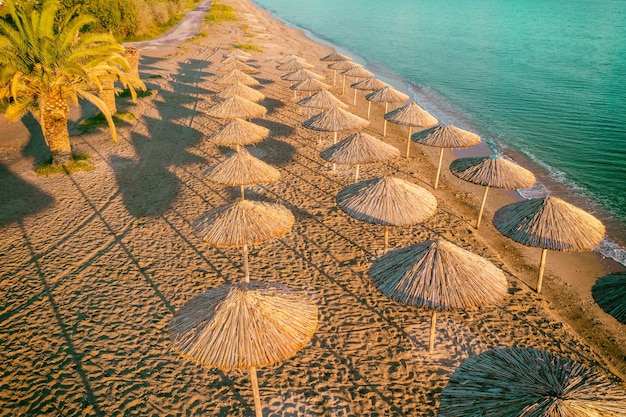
left=35, top=153, right=93, bottom=175
left=78, top=112, right=136, bottom=134
left=0, top=0, right=143, bottom=165
left=232, top=42, right=262, bottom=53
left=204, top=2, right=238, bottom=24
left=119, top=88, right=154, bottom=98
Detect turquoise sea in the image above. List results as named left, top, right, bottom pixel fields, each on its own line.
left=252, top=0, right=626, bottom=265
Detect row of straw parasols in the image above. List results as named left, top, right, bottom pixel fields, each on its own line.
left=169, top=49, right=319, bottom=417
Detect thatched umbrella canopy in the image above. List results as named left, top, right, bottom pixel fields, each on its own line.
left=204, top=148, right=281, bottom=199
left=281, top=68, right=324, bottom=82
left=217, top=60, right=258, bottom=74
left=592, top=272, right=626, bottom=324
left=365, top=86, right=409, bottom=128
left=412, top=124, right=481, bottom=188
left=336, top=176, right=437, bottom=252
left=385, top=102, right=439, bottom=158
left=289, top=77, right=330, bottom=101
left=170, top=281, right=318, bottom=417
left=214, top=82, right=265, bottom=103
left=450, top=155, right=537, bottom=228
left=341, top=65, right=375, bottom=95
left=493, top=196, right=605, bottom=293
left=221, top=55, right=250, bottom=64
left=438, top=347, right=626, bottom=416
left=205, top=95, right=267, bottom=120
left=369, top=238, right=507, bottom=352
left=224, top=48, right=252, bottom=59
left=320, top=132, right=401, bottom=181
left=277, top=54, right=307, bottom=64
left=214, top=69, right=260, bottom=86
left=327, top=59, right=358, bottom=86
left=297, top=89, right=348, bottom=110
left=276, top=58, right=314, bottom=72
left=350, top=77, right=387, bottom=106
left=205, top=118, right=269, bottom=149
left=302, top=106, right=369, bottom=147
left=320, top=52, right=352, bottom=62
left=193, top=199, right=295, bottom=281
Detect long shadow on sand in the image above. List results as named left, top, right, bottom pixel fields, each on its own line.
left=0, top=163, right=54, bottom=227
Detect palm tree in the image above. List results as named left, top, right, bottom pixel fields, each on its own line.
left=0, top=0, right=144, bottom=165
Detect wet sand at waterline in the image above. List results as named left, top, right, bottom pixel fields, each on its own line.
left=0, top=0, right=624, bottom=415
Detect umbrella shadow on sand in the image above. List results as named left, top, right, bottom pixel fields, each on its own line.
left=0, top=163, right=54, bottom=227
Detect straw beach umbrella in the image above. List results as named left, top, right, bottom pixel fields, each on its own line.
left=327, top=59, right=357, bottom=86
left=214, top=69, right=260, bottom=86
left=493, top=196, right=605, bottom=293
left=289, top=77, right=330, bottom=101
left=350, top=77, right=387, bottom=106
left=365, top=86, right=409, bottom=129
left=205, top=95, right=267, bottom=120
left=412, top=124, right=481, bottom=188
left=302, top=106, right=369, bottom=147
left=217, top=60, right=258, bottom=73
left=193, top=199, right=295, bottom=281
left=214, top=82, right=265, bottom=103
left=592, top=272, right=626, bottom=324
left=281, top=68, right=324, bottom=82
left=204, top=118, right=269, bottom=149
left=276, top=57, right=313, bottom=72
left=170, top=281, right=318, bottom=417
left=224, top=48, right=252, bottom=60
left=320, top=52, right=352, bottom=62
left=369, top=239, right=507, bottom=353
left=450, top=155, right=536, bottom=228
left=320, top=132, right=401, bottom=181
left=221, top=55, right=251, bottom=65
left=385, top=102, right=438, bottom=158
left=336, top=176, right=437, bottom=252
left=341, top=65, right=374, bottom=95
left=297, top=89, right=348, bottom=111
left=204, top=148, right=280, bottom=199
left=438, top=347, right=626, bottom=416
left=277, top=54, right=307, bottom=64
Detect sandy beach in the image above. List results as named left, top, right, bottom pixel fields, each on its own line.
left=1, top=0, right=625, bottom=415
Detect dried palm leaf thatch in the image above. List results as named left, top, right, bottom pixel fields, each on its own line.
left=224, top=48, right=253, bottom=59
left=320, top=52, right=352, bottom=62
left=214, top=82, right=265, bottom=103
left=493, top=196, right=605, bottom=293
left=385, top=102, right=439, bottom=158
left=214, top=69, right=260, bottom=86
left=438, top=347, right=626, bottom=417
left=302, top=106, right=368, bottom=133
left=217, top=60, right=258, bottom=74
left=320, top=132, right=400, bottom=181
left=494, top=196, right=605, bottom=252
left=204, top=147, right=280, bottom=188
left=369, top=239, right=507, bottom=310
left=366, top=86, right=410, bottom=127
left=281, top=68, right=324, bottom=82
left=350, top=77, right=387, bottom=105
left=450, top=155, right=536, bottom=228
left=205, top=118, right=269, bottom=148
left=221, top=55, right=250, bottom=64
left=276, top=58, right=313, bottom=71
left=193, top=199, right=294, bottom=247
left=205, top=95, right=267, bottom=120
left=341, top=65, right=375, bottom=79
left=412, top=124, right=481, bottom=187
left=327, top=59, right=358, bottom=86
left=297, top=89, right=348, bottom=110
left=170, top=280, right=318, bottom=417
left=170, top=281, right=318, bottom=370
left=592, top=272, right=626, bottom=324
left=337, top=176, right=437, bottom=226
left=290, top=77, right=330, bottom=92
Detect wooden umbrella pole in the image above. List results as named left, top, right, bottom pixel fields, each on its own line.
left=333, top=69, right=337, bottom=86
left=342, top=75, right=346, bottom=94
left=243, top=244, right=250, bottom=283
left=476, top=186, right=490, bottom=229
left=429, top=310, right=437, bottom=354
left=332, top=132, right=338, bottom=171
left=240, top=185, right=245, bottom=200
left=353, top=88, right=358, bottom=106
left=367, top=101, right=372, bottom=120
left=383, top=103, right=389, bottom=137
left=354, top=164, right=360, bottom=182
left=249, top=366, right=263, bottom=417
left=384, top=225, right=389, bottom=253
left=537, top=248, right=548, bottom=293
left=405, top=126, right=413, bottom=158
left=434, top=147, right=444, bottom=189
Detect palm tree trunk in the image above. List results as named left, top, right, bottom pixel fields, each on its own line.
left=42, top=93, right=71, bottom=165
left=123, top=46, right=140, bottom=80
left=100, top=76, right=117, bottom=115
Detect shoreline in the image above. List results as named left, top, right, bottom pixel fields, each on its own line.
left=0, top=0, right=624, bottom=414
left=251, top=0, right=626, bottom=269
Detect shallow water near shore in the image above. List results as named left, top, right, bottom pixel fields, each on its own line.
left=252, top=0, right=626, bottom=265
